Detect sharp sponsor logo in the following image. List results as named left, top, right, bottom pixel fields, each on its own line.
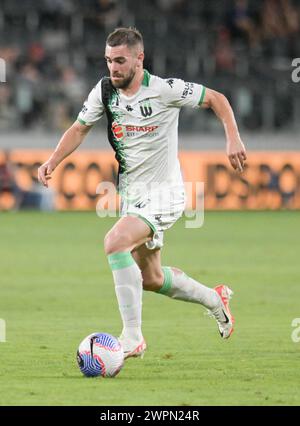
left=181, top=82, right=194, bottom=99
left=111, top=123, right=159, bottom=139
left=126, top=125, right=158, bottom=132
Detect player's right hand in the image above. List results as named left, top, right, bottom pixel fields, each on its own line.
left=38, top=160, right=56, bottom=188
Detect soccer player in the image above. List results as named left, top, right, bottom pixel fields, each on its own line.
left=38, top=27, right=247, bottom=359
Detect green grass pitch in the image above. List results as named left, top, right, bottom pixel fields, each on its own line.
left=0, top=211, right=299, bottom=406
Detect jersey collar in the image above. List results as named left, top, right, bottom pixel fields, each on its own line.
left=142, top=69, right=150, bottom=87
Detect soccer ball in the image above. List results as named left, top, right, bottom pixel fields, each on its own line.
left=76, top=332, right=124, bottom=378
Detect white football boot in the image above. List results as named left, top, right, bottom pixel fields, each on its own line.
left=208, top=285, right=235, bottom=339
left=118, top=335, right=147, bottom=360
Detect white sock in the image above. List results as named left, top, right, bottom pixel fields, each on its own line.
left=157, top=266, right=220, bottom=309
left=107, top=252, right=143, bottom=342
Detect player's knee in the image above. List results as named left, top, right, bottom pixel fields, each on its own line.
left=104, top=231, right=132, bottom=255
left=142, top=270, right=164, bottom=292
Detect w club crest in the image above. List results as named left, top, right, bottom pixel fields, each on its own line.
left=139, top=99, right=152, bottom=117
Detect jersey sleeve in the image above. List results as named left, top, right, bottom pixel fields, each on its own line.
left=77, top=80, right=105, bottom=126
left=161, top=78, right=206, bottom=108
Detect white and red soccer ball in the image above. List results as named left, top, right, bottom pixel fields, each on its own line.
left=77, top=332, right=124, bottom=378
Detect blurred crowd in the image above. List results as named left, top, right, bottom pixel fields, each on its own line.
left=0, top=0, right=300, bottom=132
left=0, top=150, right=55, bottom=210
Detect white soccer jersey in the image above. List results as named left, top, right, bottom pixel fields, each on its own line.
left=77, top=70, right=206, bottom=202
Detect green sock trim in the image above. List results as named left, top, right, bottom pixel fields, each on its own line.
left=158, top=266, right=173, bottom=295
left=107, top=252, right=135, bottom=271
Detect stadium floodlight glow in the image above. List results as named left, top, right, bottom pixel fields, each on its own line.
left=0, top=58, right=6, bottom=82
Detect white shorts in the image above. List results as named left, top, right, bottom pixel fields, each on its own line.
left=120, top=186, right=186, bottom=250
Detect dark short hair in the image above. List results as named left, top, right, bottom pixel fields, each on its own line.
left=106, top=27, right=144, bottom=49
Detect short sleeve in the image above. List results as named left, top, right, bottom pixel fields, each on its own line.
left=162, top=78, right=206, bottom=108
left=77, top=80, right=105, bottom=126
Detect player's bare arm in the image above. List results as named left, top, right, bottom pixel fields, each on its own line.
left=38, top=120, right=91, bottom=187
left=201, top=88, right=247, bottom=172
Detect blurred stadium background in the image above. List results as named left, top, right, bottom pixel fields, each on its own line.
left=0, top=0, right=300, bottom=211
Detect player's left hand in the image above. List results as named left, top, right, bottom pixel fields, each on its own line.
left=227, top=138, right=247, bottom=172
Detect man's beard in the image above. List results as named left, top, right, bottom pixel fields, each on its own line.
left=111, top=69, right=135, bottom=89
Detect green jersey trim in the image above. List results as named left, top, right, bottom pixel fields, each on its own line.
left=198, top=86, right=206, bottom=106
left=142, top=69, right=151, bottom=87
left=77, top=117, right=87, bottom=126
